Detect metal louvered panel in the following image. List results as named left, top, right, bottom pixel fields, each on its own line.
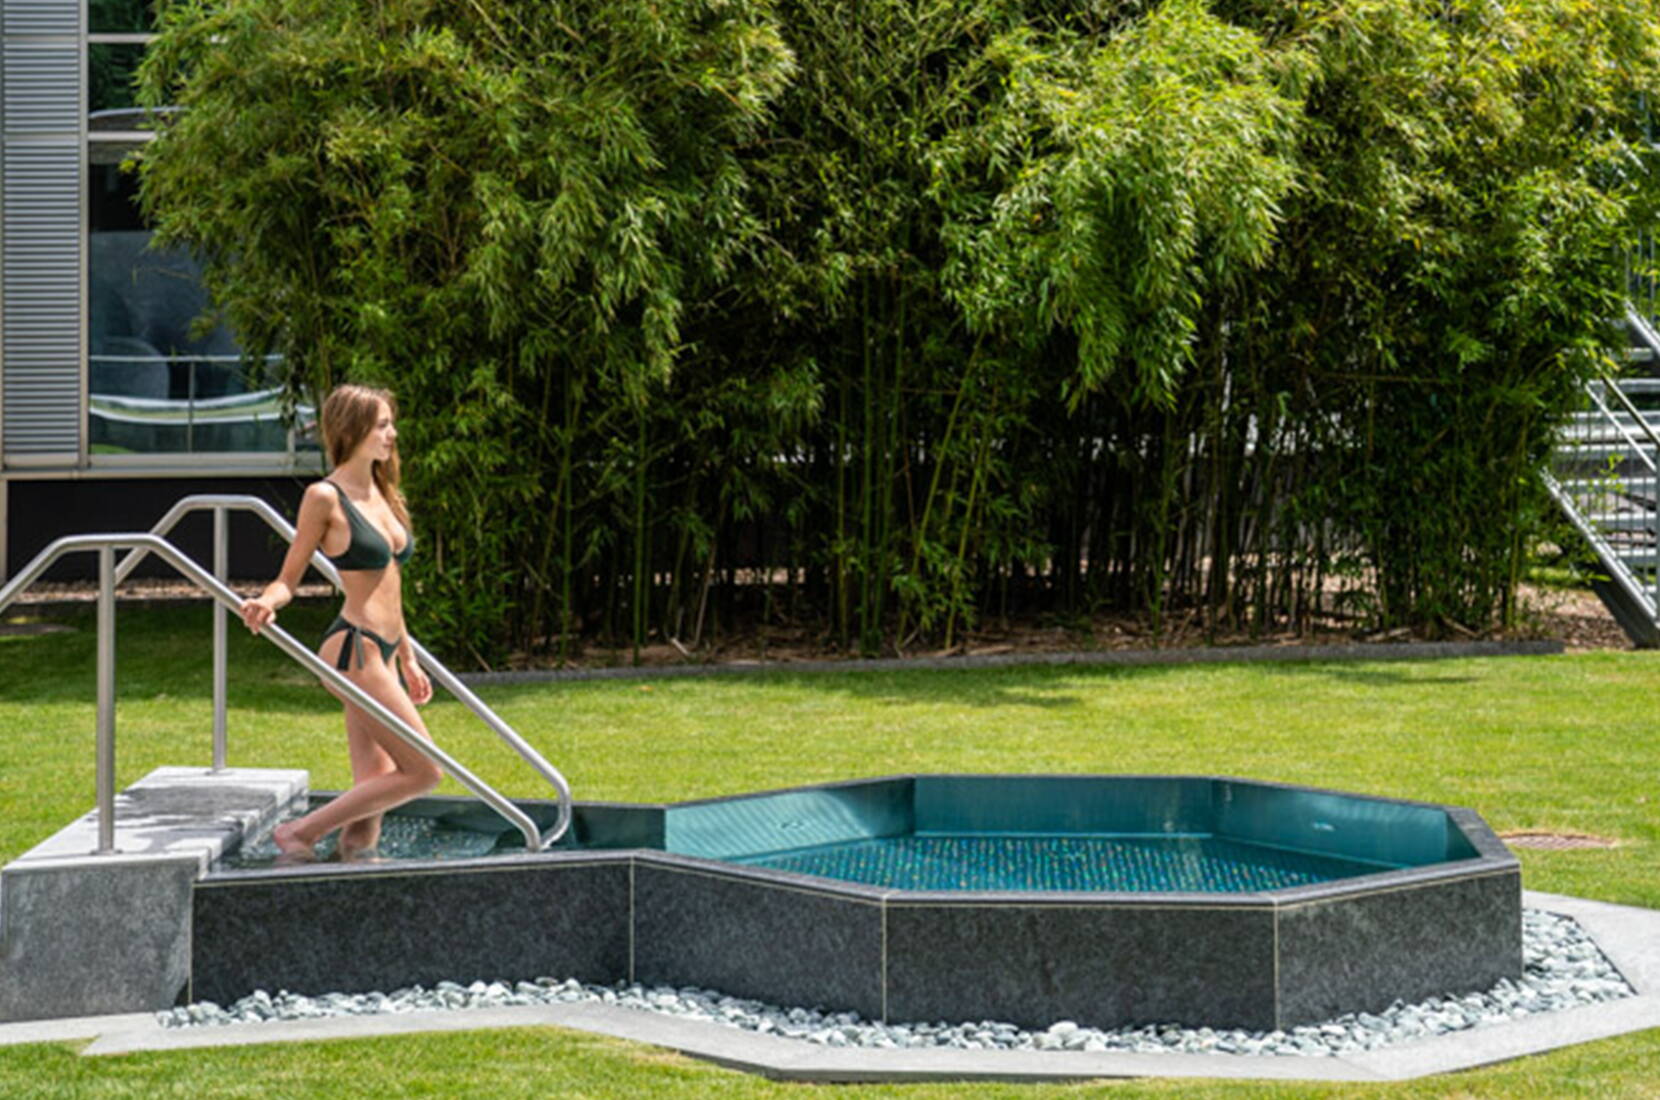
left=2, top=0, right=77, bottom=38
left=1, top=44, right=76, bottom=133
left=2, top=141, right=81, bottom=456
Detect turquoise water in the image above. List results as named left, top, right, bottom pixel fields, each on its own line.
left=733, top=832, right=1396, bottom=892
left=225, top=813, right=503, bottom=868
left=223, top=815, right=1397, bottom=892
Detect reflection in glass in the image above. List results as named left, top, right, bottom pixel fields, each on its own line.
left=90, top=106, right=162, bottom=134
left=89, top=42, right=146, bottom=113
left=89, top=0, right=155, bottom=33
left=89, top=152, right=305, bottom=455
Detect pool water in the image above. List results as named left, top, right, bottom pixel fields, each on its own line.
left=226, top=813, right=505, bottom=868
left=225, top=815, right=1398, bottom=891
left=732, top=832, right=1398, bottom=893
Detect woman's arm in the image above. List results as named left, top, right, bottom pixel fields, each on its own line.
left=397, top=638, right=433, bottom=705
left=240, top=484, right=334, bottom=634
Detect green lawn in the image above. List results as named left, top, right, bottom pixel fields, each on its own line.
left=2, top=602, right=1658, bottom=1097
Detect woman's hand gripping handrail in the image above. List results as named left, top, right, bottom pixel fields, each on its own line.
left=110, top=494, right=573, bottom=847
left=1, top=532, right=549, bottom=853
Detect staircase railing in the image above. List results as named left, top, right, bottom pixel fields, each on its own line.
left=1628, top=303, right=1660, bottom=362
left=0, top=531, right=567, bottom=854
left=108, top=494, right=572, bottom=847
left=1545, top=315, right=1660, bottom=640
left=1542, top=414, right=1657, bottom=620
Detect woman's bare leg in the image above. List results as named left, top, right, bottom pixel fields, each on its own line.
left=337, top=705, right=396, bottom=856
left=274, top=638, right=441, bottom=857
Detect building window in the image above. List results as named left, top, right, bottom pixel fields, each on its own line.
left=86, top=5, right=316, bottom=461
left=88, top=42, right=145, bottom=113
left=89, top=0, right=152, bottom=34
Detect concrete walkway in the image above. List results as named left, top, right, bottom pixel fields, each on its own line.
left=0, top=889, right=1654, bottom=1083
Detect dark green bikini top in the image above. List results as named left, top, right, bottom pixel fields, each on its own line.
left=323, top=480, right=414, bottom=571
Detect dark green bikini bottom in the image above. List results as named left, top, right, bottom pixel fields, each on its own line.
left=321, top=615, right=401, bottom=672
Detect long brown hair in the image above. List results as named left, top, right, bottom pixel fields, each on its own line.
left=319, top=384, right=410, bottom=529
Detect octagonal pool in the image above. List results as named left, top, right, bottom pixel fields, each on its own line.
left=199, top=774, right=1521, bottom=1031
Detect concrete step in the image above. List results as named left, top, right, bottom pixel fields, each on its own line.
left=0, top=766, right=307, bottom=1024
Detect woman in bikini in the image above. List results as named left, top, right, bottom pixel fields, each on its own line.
left=239, top=383, right=441, bottom=860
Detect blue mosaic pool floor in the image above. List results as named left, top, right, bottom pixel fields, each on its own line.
left=222, top=815, right=1397, bottom=892
left=734, top=833, right=1396, bottom=892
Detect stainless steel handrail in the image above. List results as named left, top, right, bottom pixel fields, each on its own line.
left=0, top=533, right=550, bottom=854
left=112, top=494, right=573, bottom=846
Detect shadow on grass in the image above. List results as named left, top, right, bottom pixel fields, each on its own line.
left=474, top=663, right=1105, bottom=710
left=2, top=602, right=1494, bottom=714
left=645, top=653, right=1480, bottom=700
left=1251, top=664, right=1479, bottom=687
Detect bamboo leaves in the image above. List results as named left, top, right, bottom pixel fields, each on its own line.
left=132, top=0, right=1660, bottom=660
left=938, top=0, right=1303, bottom=408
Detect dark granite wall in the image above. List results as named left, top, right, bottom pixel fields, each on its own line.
left=1, top=859, right=198, bottom=1022
left=190, top=856, right=630, bottom=1005
left=1274, top=869, right=1524, bottom=1027
left=885, top=897, right=1280, bottom=1031
left=633, top=859, right=886, bottom=1020
left=192, top=854, right=1522, bottom=1032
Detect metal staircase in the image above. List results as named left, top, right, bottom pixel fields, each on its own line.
left=1544, top=308, right=1660, bottom=646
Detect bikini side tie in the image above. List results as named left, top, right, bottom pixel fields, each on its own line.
left=333, top=622, right=367, bottom=672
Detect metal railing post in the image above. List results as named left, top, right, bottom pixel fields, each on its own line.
left=96, top=546, right=117, bottom=854
left=212, top=506, right=228, bottom=771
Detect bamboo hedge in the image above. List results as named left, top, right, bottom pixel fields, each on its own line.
left=135, top=0, right=1660, bottom=663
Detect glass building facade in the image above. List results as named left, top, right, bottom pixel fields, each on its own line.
left=2, top=0, right=319, bottom=468
left=1, top=1, right=320, bottom=579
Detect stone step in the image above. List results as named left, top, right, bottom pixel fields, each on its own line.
left=0, top=766, right=307, bottom=1024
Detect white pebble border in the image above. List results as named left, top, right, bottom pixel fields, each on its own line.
left=158, top=908, right=1632, bottom=1057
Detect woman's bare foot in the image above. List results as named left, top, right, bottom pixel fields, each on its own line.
left=272, top=820, right=316, bottom=862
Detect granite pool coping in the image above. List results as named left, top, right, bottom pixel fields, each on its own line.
left=4, top=889, right=1654, bottom=1083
